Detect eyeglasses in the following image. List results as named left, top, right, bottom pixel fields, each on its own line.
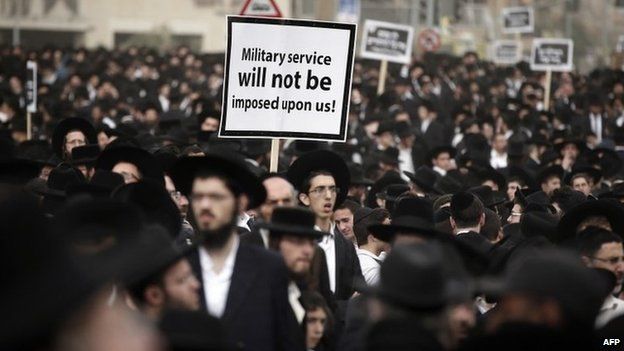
left=308, top=186, right=339, bottom=197
left=169, top=190, right=182, bottom=201
left=591, top=256, right=624, bottom=266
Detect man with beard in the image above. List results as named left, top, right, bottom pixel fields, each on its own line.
left=260, top=206, right=328, bottom=349
left=171, top=154, right=299, bottom=351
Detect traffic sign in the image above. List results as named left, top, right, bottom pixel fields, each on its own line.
left=240, top=0, right=282, bottom=17
left=417, top=28, right=441, bottom=52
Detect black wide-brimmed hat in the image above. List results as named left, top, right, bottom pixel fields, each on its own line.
left=170, top=153, right=267, bottom=209
left=554, top=138, right=587, bottom=155
left=39, top=163, right=86, bottom=197
left=366, top=171, right=406, bottom=208
left=434, top=172, right=465, bottom=194
left=51, top=117, right=97, bottom=158
left=555, top=199, right=624, bottom=245
left=427, top=145, right=457, bottom=165
left=377, top=183, right=411, bottom=202
left=67, top=170, right=125, bottom=198
left=476, top=167, right=507, bottom=192
left=287, top=150, right=350, bottom=209
left=70, top=144, right=101, bottom=166
left=0, top=158, right=41, bottom=186
left=379, top=147, right=401, bottom=166
left=95, top=145, right=165, bottom=186
left=374, top=120, right=396, bottom=136
left=536, top=165, right=564, bottom=185
left=589, top=147, right=624, bottom=179
left=368, top=197, right=438, bottom=242
left=348, top=162, right=374, bottom=186
left=257, top=207, right=327, bottom=240
left=505, top=165, right=537, bottom=189
left=563, top=165, right=602, bottom=185
left=469, top=185, right=506, bottom=208
left=404, top=166, right=440, bottom=194
left=159, top=310, right=230, bottom=351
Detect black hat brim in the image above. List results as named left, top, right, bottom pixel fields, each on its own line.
left=256, top=222, right=327, bottom=240
left=170, top=154, right=267, bottom=209
left=555, top=199, right=624, bottom=245
left=96, top=146, right=165, bottom=187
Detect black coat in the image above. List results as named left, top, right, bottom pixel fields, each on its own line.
left=188, top=241, right=302, bottom=351
left=415, top=119, right=448, bottom=149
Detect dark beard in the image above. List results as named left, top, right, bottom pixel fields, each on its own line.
left=199, top=216, right=237, bottom=249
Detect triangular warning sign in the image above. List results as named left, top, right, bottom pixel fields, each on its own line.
left=240, top=0, right=282, bottom=17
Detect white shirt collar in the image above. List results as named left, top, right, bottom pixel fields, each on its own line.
left=198, top=236, right=240, bottom=318
left=433, top=166, right=447, bottom=176
left=356, top=248, right=384, bottom=262
left=288, top=282, right=305, bottom=324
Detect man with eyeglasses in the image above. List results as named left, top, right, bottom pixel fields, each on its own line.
left=287, top=150, right=363, bottom=339
left=51, top=117, right=97, bottom=161
left=170, top=154, right=298, bottom=351
left=578, top=227, right=624, bottom=326
left=165, top=174, right=193, bottom=245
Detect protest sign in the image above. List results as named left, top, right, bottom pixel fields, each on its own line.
left=492, top=40, right=521, bottom=65
left=530, top=38, right=574, bottom=72
left=501, top=6, right=533, bottom=34
left=360, top=20, right=413, bottom=64
left=417, top=28, right=441, bottom=52
left=239, top=0, right=282, bottom=17
left=220, top=16, right=357, bottom=142
left=26, top=60, right=37, bottom=140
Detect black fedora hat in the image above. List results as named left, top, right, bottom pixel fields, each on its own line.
left=374, top=120, right=396, bottom=136
left=257, top=206, right=327, bottom=240
left=170, top=153, right=267, bottom=209
left=434, top=172, right=465, bottom=194
left=51, top=117, right=97, bottom=158
left=520, top=205, right=559, bottom=241
left=507, top=141, right=526, bottom=158
left=555, top=199, right=624, bottom=245
left=477, top=167, right=507, bottom=192
left=70, top=144, right=101, bottom=166
left=372, top=242, right=451, bottom=310
left=377, top=183, right=411, bottom=201
left=468, top=185, right=506, bottom=208
left=536, top=165, right=564, bottom=185
left=348, top=163, right=374, bottom=186
left=506, top=165, right=537, bottom=190
left=379, top=147, right=401, bottom=166
left=95, top=145, right=165, bottom=187
left=427, top=145, right=457, bottom=165
left=66, top=169, right=125, bottom=198
left=404, top=166, right=440, bottom=194
left=590, top=147, right=624, bottom=179
left=368, top=197, right=438, bottom=242
left=0, top=158, right=41, bottom=186
left=366, top=171, right=406, bottom=208
left=554, top=138, right=587, bottom=155
left=527, top=133, right=551, bottom=147
left=563, top=165, right=602, bottom=185
left=159, top=310, right=230, bottom=351
left=39, top=163, right=86, bottom=197
left=287, top=150, right=350, bottom=209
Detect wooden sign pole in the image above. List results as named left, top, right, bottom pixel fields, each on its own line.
left=26, top=111, right=32, bottom=140
left=543, top=69, right=552, bottom=111
left=377, top=59, right=388, bottom=95
left=269, top=138, right=280, bottom=172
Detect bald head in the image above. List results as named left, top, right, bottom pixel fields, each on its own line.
left=260, top=176, right=297, bottom=221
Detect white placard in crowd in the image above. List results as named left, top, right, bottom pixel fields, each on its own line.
left=492, top=40, right=522, bottom=65
left=26, top=60, right=37, bottom=113
left=501, top=6, right=534, bottom=34
left=530, top=38, right=574, bottom=72
left=220, top=16, right=357, bottom=141
left=360, top=20, right=414, bottom=64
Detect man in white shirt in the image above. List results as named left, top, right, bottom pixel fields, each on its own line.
left=429, top=146, right=456, bottom=177
left=261, top=206, right=329, bottom=350
left=352, top=207, right=391, bottom=286
left=490, top=133, right=508, bottom=169
left=171, top=155, right=298, bottom=351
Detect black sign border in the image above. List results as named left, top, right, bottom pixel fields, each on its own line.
left=219, top=16, right=357, bottom=141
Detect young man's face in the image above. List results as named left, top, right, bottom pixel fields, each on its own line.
left=191, top=177, right=237, bottom=232
left=161, top=259, right=200, bottom=311
left=64, top=130, right=86, bottom=157
left=572, top=176, right=591, bottom=196
left=432, top=152, right=452, bottom=171
left=586, top=242, right=624, bottom=293
left=334, top=208, right=354, bottom=242
left=300, top=175, right=337, bottom=221
left=278, top=235, right=315, bottom=277
left=305, top=307, right=327, bottom=349
left=541, top=176, right=561, bottom=196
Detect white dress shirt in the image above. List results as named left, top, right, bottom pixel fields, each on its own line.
left=490, top=150, right=508, bottom=169
left=399, top=146, right=415, bottom=180
left=259, top=228, right=270, bottom=248
left=199, top=236, right=240, bottom=318
left=316, top=222, right=337, bottom=293
left=237, top=212, right=251, bottom=232
left=356, top=248, right=384, bottom=286
left=288, top=282, right=305, bottom=324
left=420, top=119, right=432, bottom=134
left=433, top=166, right=447, bottom=177
left=590, top=113, right=603, bottom=143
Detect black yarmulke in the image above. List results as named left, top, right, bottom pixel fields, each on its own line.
left=451, top=191, right=475, bottom=212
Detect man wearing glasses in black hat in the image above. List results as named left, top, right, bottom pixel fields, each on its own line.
left=171, top=154, right=297, bottom=351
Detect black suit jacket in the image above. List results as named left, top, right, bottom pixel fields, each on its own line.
left=416, top=119, right=448, bottom=149
left=240, top=228, right=266, bottom=248
left=189, top=241, right=301, bottom=351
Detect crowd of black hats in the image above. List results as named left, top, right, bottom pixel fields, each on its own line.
left=2, top=43, right=624, bottom=350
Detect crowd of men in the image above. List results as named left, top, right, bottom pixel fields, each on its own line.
left=1, top=43, right=624, bottom=350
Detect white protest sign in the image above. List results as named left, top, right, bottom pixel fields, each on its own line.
left=220, top=16, right=357, bottom=141
left=491, top=40, right=521, bottom=65
left=530, top=38, right=574, bottom=72
left=26, top=60, right=37, bottom=113
left=360, top=20, right=414, bottom=64
left=501, top=6, right=533, bottom=34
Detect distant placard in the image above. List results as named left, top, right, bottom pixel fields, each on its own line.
left=360, top=20, right=414, bottom=64
left=501, top=6, right=533, bottom=34
left=26, top=60, right=37, bottom=113
left=530, top=38, right=574, bottom=72
left=492, top=40, right=521, bottom=65
left=220, top=16, right=357, bottom=141
left=617, top=35, right=624, bottom=53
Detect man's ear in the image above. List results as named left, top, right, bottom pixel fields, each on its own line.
left=299, top=192, right=310, bottom=207
left=144, top=285, right=165, bottom=306
left=580, top=255, right=592, bottom=267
